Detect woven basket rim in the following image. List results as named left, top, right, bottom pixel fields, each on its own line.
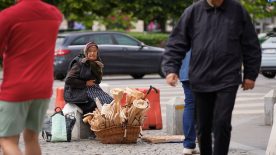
left=91, top=125, right=141, bottom=132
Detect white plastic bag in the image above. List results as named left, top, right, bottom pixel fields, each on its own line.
left=63, top=103, right=83, bottom=115
left=50, top=108, right=67, bottom=142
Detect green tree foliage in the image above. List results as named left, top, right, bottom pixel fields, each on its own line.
left=45, top=0, right=133, bottom=30
left=0, top=0, right=14, bottom=11
left=44, top=0, right=193, bottom=32
left=45, top=0, right=97, bottom=28
left=1, top=0, right=276, bottom=31
left=118, top=0, right=193, bottom=32
left=240, top=0, right=276, bottom=20
left=104, top=10, right=136, bottom=31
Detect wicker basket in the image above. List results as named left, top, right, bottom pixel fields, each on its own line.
left=92, top=126, right=141, bottom=144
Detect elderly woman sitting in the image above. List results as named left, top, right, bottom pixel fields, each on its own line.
left=64, top=42, right=113, bottom=114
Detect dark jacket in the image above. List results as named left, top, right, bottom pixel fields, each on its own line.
left=64, top=58, right=104, bottom=114
left=65, top=58, right=103, bottom=89
left=162, top=0, right=261, bottom=92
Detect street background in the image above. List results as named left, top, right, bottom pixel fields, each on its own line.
left=1, top=0, right=275, bottom=155
left=18, top=73, right=273, bottom=155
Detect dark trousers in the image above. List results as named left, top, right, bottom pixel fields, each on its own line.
left=193, top=85, right=238, bottom=155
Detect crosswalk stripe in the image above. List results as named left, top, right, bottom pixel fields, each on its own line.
left=234, top=103, right=263, bottom=108
left=236, top=92, right=266, bottom=96
left=51, top=78, right=267, bottom=116
left=236, top=97, right=263, bottom=101
left=233, top=110, right=264, bottom=115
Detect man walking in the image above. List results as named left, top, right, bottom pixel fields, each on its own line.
left=162, top=0, right=261, bottom=155
left=0, top=0, right=62, bottom=155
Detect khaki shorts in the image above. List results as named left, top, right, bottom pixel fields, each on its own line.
left=0, top=99, right=49, bottom=137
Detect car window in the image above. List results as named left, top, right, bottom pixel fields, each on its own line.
left=113, top=34, right=139, bottom=46
left=263, top=37, right=276, bottom=44
left=88, top=34, right=113, bottom=45
left=55, top=36, right=65, bottom=49
left=71, top=36, right=87, bottom=45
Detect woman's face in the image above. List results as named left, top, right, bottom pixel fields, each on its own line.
left=86, top=46, right=98, bottom=61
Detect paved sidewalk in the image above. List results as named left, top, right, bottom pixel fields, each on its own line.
left=34, top=100, right=269, bottom=154
left=33, top=107, right=270, bottom=155
left=18, top=130, right=256, bottom=155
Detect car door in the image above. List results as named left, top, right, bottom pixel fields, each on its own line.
left=86, top=34, right=126, bottom=74
left=112, top=34, right=160, bottom=74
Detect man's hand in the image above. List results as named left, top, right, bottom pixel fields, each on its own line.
left=241, top=79, right=255, bottom=90
left=166, top=73, right=179, bottom=87
left=86, top=80, right=95, bottom=87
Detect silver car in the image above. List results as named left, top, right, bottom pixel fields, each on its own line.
left=261, top=36, right=276, bottom=78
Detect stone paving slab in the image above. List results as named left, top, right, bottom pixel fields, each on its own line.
left=17, top=130, right=257, bottom=155
left=38, top=139, right=252, bottom=155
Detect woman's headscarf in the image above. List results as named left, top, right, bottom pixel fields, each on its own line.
left=81, top=42, right=104, bottom=82
left=83, top=42, right=99, bottom=56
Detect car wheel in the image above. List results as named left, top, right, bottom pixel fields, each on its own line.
left=262, top=71, right=276, bottom=79
left=55, top=73, right=65, bottom=80
left=131, top=74, right=145, bottom=79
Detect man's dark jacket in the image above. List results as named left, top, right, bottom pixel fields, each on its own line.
left=162, top=0, right=261, bottom=92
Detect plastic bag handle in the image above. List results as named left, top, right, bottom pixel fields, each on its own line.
left=143, top=85, right=158, bottom=99
left=51, top=107, right=64, bottom=117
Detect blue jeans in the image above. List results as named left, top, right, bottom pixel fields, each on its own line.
left=182, top=81, right=196, bottom=149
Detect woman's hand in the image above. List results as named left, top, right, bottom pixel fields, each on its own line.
left=86, top=80, right=96, bottom=87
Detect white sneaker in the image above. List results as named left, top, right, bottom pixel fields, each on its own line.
left=183, top=148, right=193, bottom=155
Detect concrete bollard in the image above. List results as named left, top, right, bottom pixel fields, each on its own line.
left=266, top=104, right=276, bottom=155
left=264, top=89, right=276, bottom=126
left=166, top=96, right=184, bottom=135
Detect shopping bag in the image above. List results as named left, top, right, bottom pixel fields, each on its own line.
left=41, top=116, right=52, bottom=142
left=42, top=107, right=76, bottom=142
left=51, top=109, right=67, bottom=142
left=65, top=113, right=76, bottom=142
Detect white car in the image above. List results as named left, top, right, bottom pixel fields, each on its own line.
left=260, top=36, right=276, bottom=78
